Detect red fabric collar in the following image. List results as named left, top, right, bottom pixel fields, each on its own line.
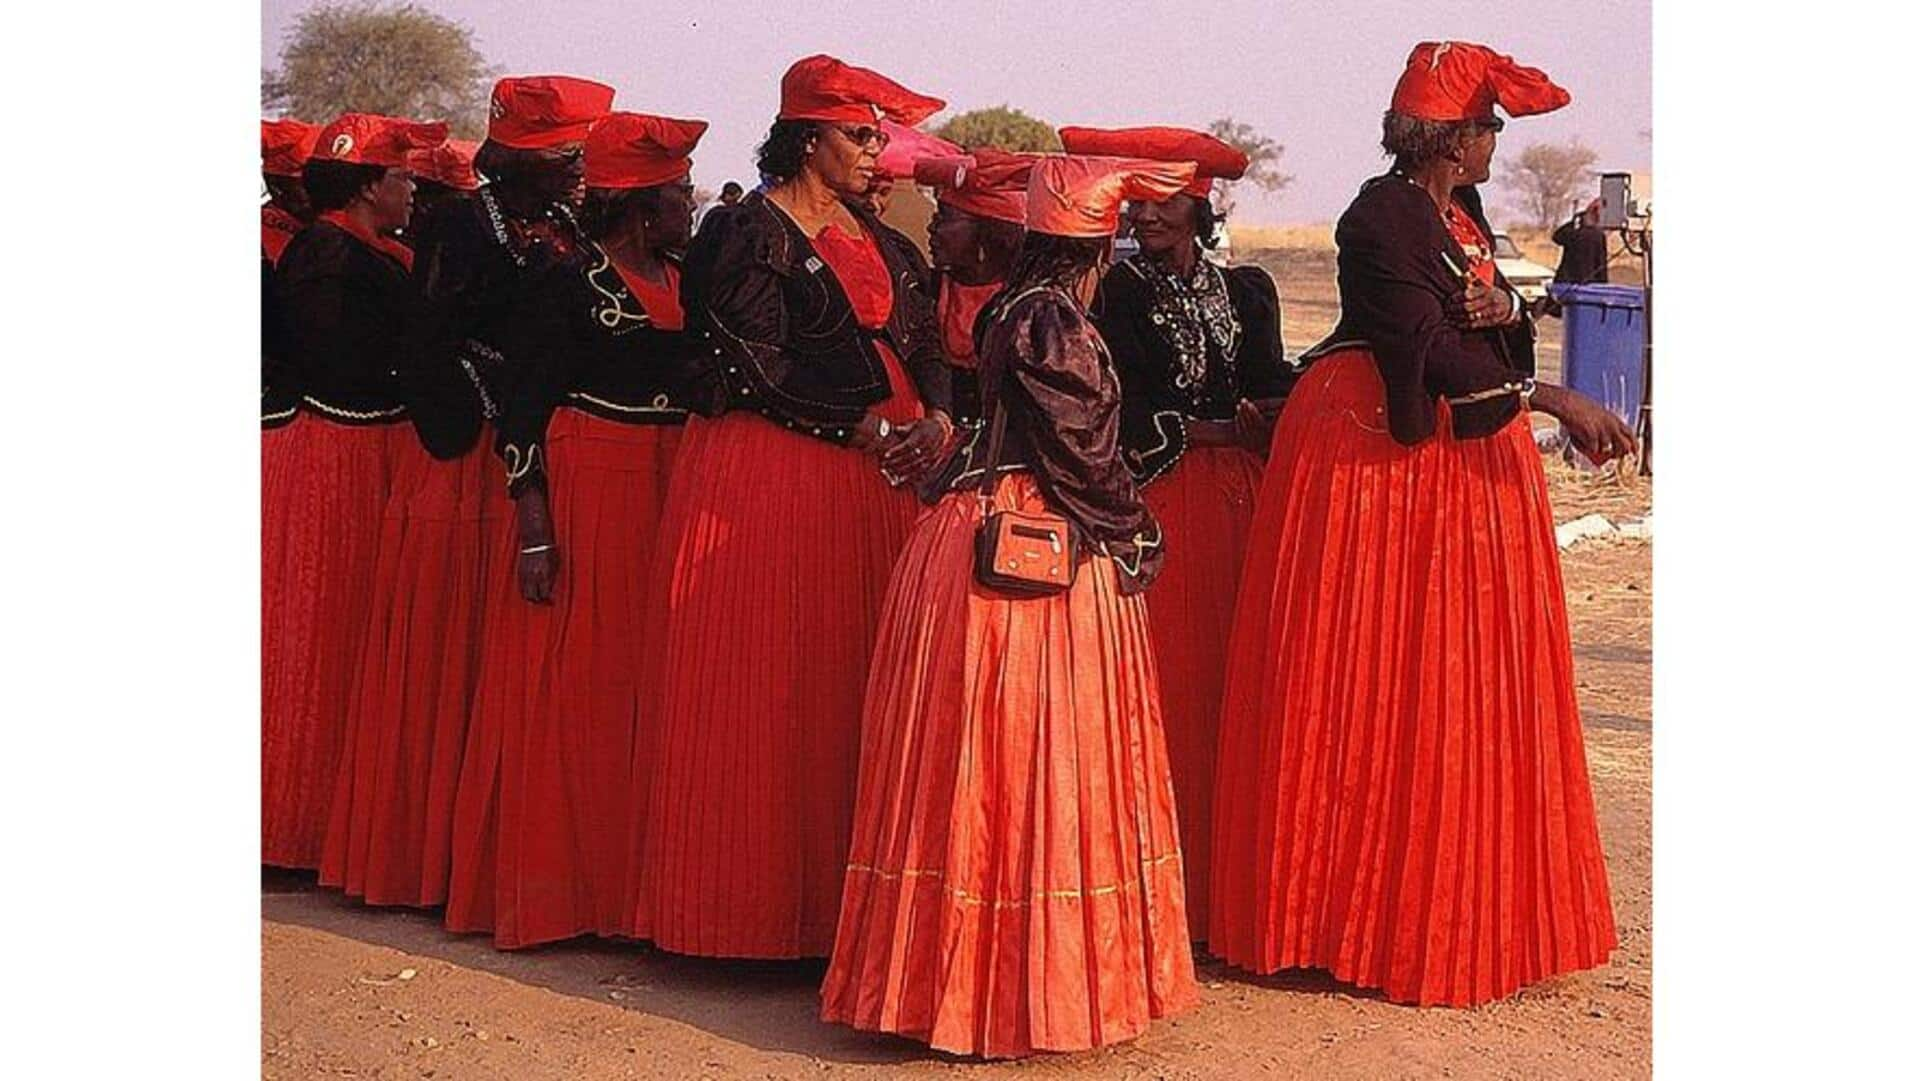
left=939, top=279, right=1001, bottom=368
left=318, top=210, right=414, bottom=272
left=611, top=260, right=684, bottom=330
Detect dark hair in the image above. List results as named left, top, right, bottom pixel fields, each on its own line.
left=263, top=175, right=313, bottom=221
left=1380, top=110, right=1470, bottom=169
left=303, top=159, right=388, bottom=213
left=994, top=233, right=1107, bottom=308
left=720, top=180, right=744, bottom=197
left=1191, top=195, right=1223, bottom=251
left=578, top=185, right=668, bottom=242
left=756, top=119, right=821, bottom=184
left=977, top=218, right=1027, bottom=271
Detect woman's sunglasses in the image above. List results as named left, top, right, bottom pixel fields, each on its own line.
left=831, top=124, right=891, bottom=151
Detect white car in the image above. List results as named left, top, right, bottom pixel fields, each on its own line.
left=1492, top=233, right=1554, bottom=301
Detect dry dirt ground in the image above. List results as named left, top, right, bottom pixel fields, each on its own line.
left=263, top=244, right=1653, bottom=1081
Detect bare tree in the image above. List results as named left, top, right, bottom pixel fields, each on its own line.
left=1498, top=139, right=1600, bottom=229
left=261, top=1, right=498, bottom=138
left=1205, top=118, right=1292, bottom=216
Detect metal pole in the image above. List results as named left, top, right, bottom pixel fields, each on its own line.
left=1636, top=228, right=1653, bottom=475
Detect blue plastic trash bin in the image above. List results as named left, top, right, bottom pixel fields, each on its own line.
left=1550, top=283, right=1646, bottom=425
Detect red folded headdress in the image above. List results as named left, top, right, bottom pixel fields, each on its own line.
left=584, top=112, right=709, bottom=190
left=873, top=121, right=961, bottom=179
left=1025, top=155, right=1196, bottom=238
left=262, top=118, right=320, bottom=177
left=311, top=114, right=448, bottom=168
left=914, top=148, right=1038, bottom=226
left=488, top=75, right=617, bottom=149
left=407, top=138, right=480, bottom=190
left=1057, top=126, right=1247, bottom=198
left=1390, top=41, right=1570, bottom=122
left=778, top=54, right=944, bottom=127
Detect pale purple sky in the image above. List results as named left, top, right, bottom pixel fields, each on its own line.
left=261, top=0, right=1650, bottom=225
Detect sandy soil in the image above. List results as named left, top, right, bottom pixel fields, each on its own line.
left=263, top=246, right=1652, bottom=1080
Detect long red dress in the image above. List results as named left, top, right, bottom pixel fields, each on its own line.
left=626, top=224, right=922, bottom=958
left=1207, top=197, right=1617, bottom=1005
left=318, top=439, right=498, bottom=905
left=821, top=288, right=1198, bottom=1057
left=262, top=217, right=416, bottom=869
left=444, top=257, right=689, bottom=948
left=1091, top=256, right=1291, bottom=937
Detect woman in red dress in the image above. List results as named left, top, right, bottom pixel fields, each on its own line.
left=1068, top=126, right=1292, bottom=938
left=316, top=129, right=508, bottom=908
left=625, top=55, right=955, bottom=959
left=1208, top=42, right=1631, bottom=1006
left=422, top=76, right=630, bottom=948
left=473, top=111, right=711, bottom=937
left=262, top=114, right=446, bottom=869
left=914, top=148, right=1033, bottom=427
left=821, top=154, right=1201, bottom=1057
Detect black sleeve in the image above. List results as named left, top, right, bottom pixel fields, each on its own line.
left=1227, top=264, right=1295, bottom=401
left=1089, top=266, right=1187, bottom=487
left=1552, top=219, right=1577, bottom=247
left=1336, top=190, right=1522, bottom=444
left=491, top=259, right=582, bottom=498
left=683, top=207, right=870, bottom=436
left=400, top=207, right=491, bottom=459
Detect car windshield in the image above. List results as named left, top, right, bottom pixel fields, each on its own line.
left=1492, top=235, right=1522, bottom=259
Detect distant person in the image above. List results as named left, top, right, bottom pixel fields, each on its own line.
left=694, top=179, right=744, bottom=232
left=1209, top=40, right=1627, bottom=1007
left=1553, top=199, right=1610, bottom=284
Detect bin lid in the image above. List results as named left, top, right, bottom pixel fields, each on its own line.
left=1548, top=282, right=1645, bottom=310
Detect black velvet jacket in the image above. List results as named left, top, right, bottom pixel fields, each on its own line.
left=1091, top=253, right=1292, bottom=484
left=941, top=285, right=1164, bottom=592
left=402, top=189, right=588, bottom=460
left=681, top=191, right=950, bottom=444
left=495, top=247, right=714, bottom=497
left=267, top=220, right=412, bottom=426
left=1305, top=177, right=1536, bottom=444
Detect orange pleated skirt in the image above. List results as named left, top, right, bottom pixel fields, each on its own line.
left=1138, top=444, right=1263, bottom=938
left=262, top=414, right=402, bottom=869
left=820, top=475, right=1199, bottom=1058
left=624, top=409, right=921, bottom=958
left=444, top=412, right=678, bottom=948
left=1208, top=350, right=1617, bottom=1006
left=320, top=438, right=497, bottom=906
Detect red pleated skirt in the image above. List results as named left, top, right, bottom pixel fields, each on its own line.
left=1208, top=350, right=1617, bottom=1006
left=820, top=475, right=1199, bottom=1057
left=1139, top=445, right=1263, bottom=939
left=444, top=413, right=679, bottom=948
left=262, top=414, right=402, bottom=869
left=625, top=409, right=921, bottom=958
left=319, top=438, right=496, bottom=905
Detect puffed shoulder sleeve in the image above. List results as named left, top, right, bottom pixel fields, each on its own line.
left=991, top=294, right=1164, bottom=591
left=682, top=206, right=869, bottom=437
left=1226, top=263, right=1296, bottom=402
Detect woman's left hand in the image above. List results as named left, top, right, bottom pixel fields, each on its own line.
left=1448, top=277, right=1518, bottom=330
left=879, top=413, right=953, bottom=483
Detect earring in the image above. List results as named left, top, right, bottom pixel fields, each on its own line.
left=974, top=241, right=988, bottom=264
